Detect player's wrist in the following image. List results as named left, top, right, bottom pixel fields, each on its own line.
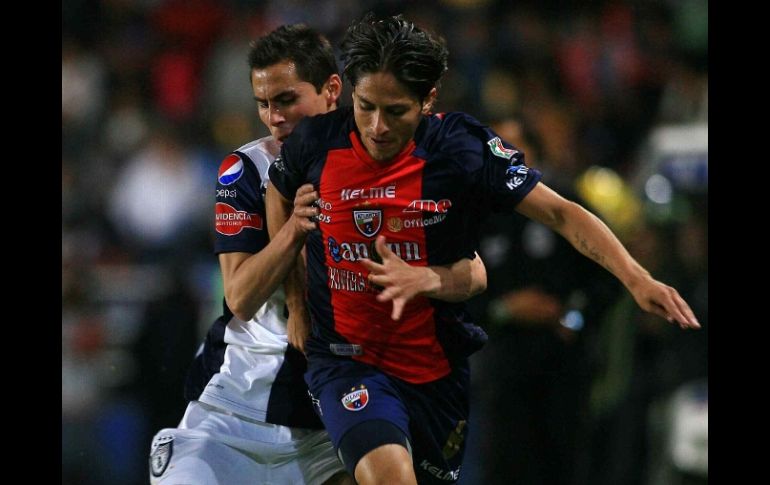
left=420, top=267, right=443, bottom=297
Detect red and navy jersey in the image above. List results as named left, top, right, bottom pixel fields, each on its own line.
left=269, top=107, right=542, bottom=384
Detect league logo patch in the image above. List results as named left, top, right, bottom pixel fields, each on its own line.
left=215, top=202, right=263, bottom=235
left=218, top=154, right=244, bottom=185
left=341, top=385, right=369, bottom=411
left=505, top=165, right=529, bottom=190
left=487, top=136, right=519, bottom=159
left=353, top=210, right=382, bottom=238
left=150, top=435, right=173, bottom=477
left=272, top=155, right=287, bottom=174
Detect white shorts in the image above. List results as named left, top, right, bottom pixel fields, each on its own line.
left=149, top=401, right=345, bottom=485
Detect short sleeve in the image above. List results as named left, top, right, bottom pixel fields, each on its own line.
left=213, top=152, right=268, bottom=254
left=474, top=133, right=542, bottom=212
left=267, top=128, right=306, bottom=201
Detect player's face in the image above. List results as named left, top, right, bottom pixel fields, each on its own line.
left=352, top=71, right=434, bottom=163
left=251, top=61, right=334, bottom=142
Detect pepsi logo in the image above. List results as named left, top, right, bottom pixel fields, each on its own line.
left=218, top=154, right=244, bottom=186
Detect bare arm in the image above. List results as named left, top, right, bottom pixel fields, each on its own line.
left=266, top=183, right=313, bottom=351
left=515, top=182, right=700, bottom=329
left=360, top=235, right=488, bottom=321
left=222, top=184, right=318, bottom=322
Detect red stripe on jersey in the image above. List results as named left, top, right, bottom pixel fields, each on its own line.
left=317, top=133, right=450, bottom=383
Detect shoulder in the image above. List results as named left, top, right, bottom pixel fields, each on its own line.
left=419, top=112, right=503, bottom=169
left=232, top=136, right=277, bottom=180
left=216, top=137, right=277, bottom=188
left=285, top=107, right=353, bottom=155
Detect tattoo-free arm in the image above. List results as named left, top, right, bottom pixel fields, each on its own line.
left=360, top=236, right=488, bottom=321
left=266, top=183, right=314, bottom=351
left=221, top=184, right=317, bottom=322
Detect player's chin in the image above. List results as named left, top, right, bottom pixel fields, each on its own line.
left=274, top=129, right=293, bottom=143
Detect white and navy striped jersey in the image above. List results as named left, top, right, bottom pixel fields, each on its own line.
left=185, top=136, right=320, bottom=428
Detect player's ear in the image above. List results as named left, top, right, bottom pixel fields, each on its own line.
left=421, top=87, right=437, bottom=114
left=325, top=74, right=343, bottom=108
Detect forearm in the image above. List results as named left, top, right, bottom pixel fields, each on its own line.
left=555, top=201, right=651, bottom=292
left=422, top=256, right=487, bottom=302
left=284, top=249, right=307, bottom=309
left=266, top=183, right=308, bottom=313
left=223, top=225, right=307, bottom=320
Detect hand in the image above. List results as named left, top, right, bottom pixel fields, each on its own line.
left=289, top=184, right=320, bottom=235
left=360, top=236, right=438, bottom=321
left=490, top=288, right=563, bottom=327
left=286, top=302, right=311, bottom=353
left=629, top=276, right=701, bottom=330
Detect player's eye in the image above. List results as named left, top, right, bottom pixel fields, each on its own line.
left=387, top=107, right=408, bottom=116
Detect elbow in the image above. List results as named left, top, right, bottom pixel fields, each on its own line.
left=468, top=275, right=487, bottom=298
left=225, top=293, right=256, bottom=322
left=542, top=199, right=579, bottom=233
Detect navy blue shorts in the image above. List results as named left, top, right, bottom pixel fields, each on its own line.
left=305, top=356, right=471, bottom=484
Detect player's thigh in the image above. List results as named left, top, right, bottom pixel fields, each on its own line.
left=284, top=428, right=348, bottom=485
left=149, top=430, right=259, bottom=485
left=400, top=362, right=471, bottom=484
left=305, top=358, right=412, bottom=476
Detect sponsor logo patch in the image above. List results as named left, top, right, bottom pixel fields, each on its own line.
left=387, top=217, right=403, bottom=232
left=341, top=385, right=369, bottom=411
left=308, top=390, right=323, bottom=416
left=271, top=155, right=286, bottom=174
left=404, top=213, right=447, bottom=229
left=487, top=136, right=519, bottom=159
left=328, top=236, right=343, bottom=263
left=218, top=154, right=244, bottom=185
left=505, top=165, right=529, bottom=190
left=403, top=199, right=452, bottom=213
left=327, top=238, right=422, bottom=262
left=328, top=266, right=371, bottom=293
left=215, top=202, right=263, bottom=235
left=341, top=185, right=396, bottom=201
left=420, top=459, right=460, bottom=481
left=150, top=435, right=174, bottom=477
left=353, top=210, right=383, bottom=237
left=216, top=188, right=237, bottom=199
left=442, top=420, right=467, bottom=459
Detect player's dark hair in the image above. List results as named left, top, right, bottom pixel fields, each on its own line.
left=248, top=24, right=338, bottom=93
left=340, top=13, right=449, bottom=101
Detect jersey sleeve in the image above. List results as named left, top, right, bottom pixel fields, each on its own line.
left=473, top=128, right=542, bottom=212
left=267, top=124, right=307, bottom=201
left=213, top=152, right=268, bottom=254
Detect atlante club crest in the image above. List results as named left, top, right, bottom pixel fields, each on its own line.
left=341, top=385, right=369, bottom=411
left=353, top=210, right=382, bottom=237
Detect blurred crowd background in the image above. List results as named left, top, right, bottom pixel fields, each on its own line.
left=62, top=0, right=707, bottom=484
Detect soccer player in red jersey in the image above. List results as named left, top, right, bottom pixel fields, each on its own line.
left=267, top=14, right=700, bottom=485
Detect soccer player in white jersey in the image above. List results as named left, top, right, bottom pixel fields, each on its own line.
left=149, top=24, right=488, bottom=485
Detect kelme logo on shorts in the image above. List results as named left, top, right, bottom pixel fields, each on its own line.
left=487, top=136, right=518, bottom=159
left=341, top=385, right=369, bottom=411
